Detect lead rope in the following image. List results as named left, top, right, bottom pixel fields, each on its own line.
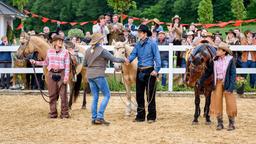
left=32, top=64, right=64, bottom=103
left=118, top=72, right=157, bottom=113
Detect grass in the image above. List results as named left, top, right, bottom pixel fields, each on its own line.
left=106, top=75, right=256, bottom=92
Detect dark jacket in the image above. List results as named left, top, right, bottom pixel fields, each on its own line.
left=199, top=55, right=236, bottom=92
left=0, top=43, right=12, bottom=62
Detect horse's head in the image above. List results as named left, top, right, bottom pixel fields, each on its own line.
left=112, top=40, right=129, bottom=72
left=16, top=32, right=34, bottom=60
left=16, top=33, right=49, bottom=61
left=186, top=45, right=211, bottom=87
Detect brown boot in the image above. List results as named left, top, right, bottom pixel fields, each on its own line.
left=216, top=116, right=224, bottom=130
left=227, top=117, right=235, bottom=131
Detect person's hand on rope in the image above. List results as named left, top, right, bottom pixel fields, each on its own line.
left=150, top=70, right=158, bottom=77
left=30, top=59, right=36, bottom=65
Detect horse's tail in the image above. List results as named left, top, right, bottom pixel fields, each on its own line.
left=73, top=73, right=82, bottom=102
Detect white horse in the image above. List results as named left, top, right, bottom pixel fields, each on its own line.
left=112, top=40, right=138, bottom=116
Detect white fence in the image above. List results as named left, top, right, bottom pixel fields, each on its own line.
left=0, top=44, right=256, bottom=92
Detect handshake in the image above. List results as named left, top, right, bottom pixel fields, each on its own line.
left=124, top=58, right=130, bottom=65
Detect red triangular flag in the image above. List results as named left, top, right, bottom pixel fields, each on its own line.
left=70, top=22, right=78, bottom=26
left=80, top=22, right=89, bottom=26
left=92, top=20, right=97, bottom=25
left=16, top=23, right=23, bottom=30
left=51, top=19, right=58, bottom=23
left=122, top=14, right=128, bottom=21
left=132, top=17, right=140, bottom=21
left=233, top=20, right=243, bottom=27
left=60, top=21, right=68, bottom=25
left=41, top=17, right=49, bottom=23
left=244, top=19, right=256, bottom=23
left=32, top=13, right=39, bottom=18
left=203, top=24, right=217, bottom=29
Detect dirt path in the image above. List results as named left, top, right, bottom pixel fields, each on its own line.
left=0, top=95, right=255, bottom=144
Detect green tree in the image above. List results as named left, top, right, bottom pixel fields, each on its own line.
left=12, top=0, right=29, bottom=10
left=212, top=0, right=234, bottom=22
left=198, top=0, right=214, bottom=24
left=231, top=0, right=247, bottom=20
left=107, top=0, right=137, bottom=23
left=247, top=0, right=256, bottom=19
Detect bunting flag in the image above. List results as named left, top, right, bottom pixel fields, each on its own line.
left=51, top=19, right=58, bottom=23
left=22, top=9, right=256, bottom=29
left=70, top=22, right=78, bottom=26
left=233, top=20, right=243, bottom=27
left=121, top=14, right=128, bottom=21
left=16, top=23, right=23, bottom=30
left=41, top=17, right=49, bottom=23
left=80, top=22, right=89, bottom=26
left=31, top=13, right=39, bottom=18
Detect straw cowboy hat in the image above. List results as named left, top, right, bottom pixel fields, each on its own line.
left=52, top=35, right=64, bottom=42
left=172, top=15, right=181, bottom=21
left=186, top=31, right=194, bottom=36
left=153, top=18, right=161, bottom=25
left=202, top=32, right=213, bottom=38
left=89, top=33, right=105, bottom=45
left=218, top=42, right=232, bottom=55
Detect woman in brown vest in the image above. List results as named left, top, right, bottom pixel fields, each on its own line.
left=84, top=33, right=128, bottom=125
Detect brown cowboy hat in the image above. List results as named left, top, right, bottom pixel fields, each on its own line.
left=52, top=35, right=64, bottom=42
left=153, top=18, right=161, bottom=25
left=218, top=42, right=232, bottom=55
left=172, top=15, right=181, bottom=21
left=89, top=33, right=104, bottom=45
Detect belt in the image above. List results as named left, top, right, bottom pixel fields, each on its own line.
left=50, top=69, right=64, bottom=73
left=138, top=66, right=153, bottom=71
left=217, top=79, right=223, bottom=81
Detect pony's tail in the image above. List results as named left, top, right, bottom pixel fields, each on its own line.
left=73, top=73, right=82, bottom=102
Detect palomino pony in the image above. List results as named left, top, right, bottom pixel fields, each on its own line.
left=16, top=32, right=88, bottom=109
left=112, top=40, right=138, bottom=116
left=185, top=44, right=216, bottom=125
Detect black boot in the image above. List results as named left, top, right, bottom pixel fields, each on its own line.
left=216, top=116, right=224, bottom=130
left=227, top=117, right=235, bottom=131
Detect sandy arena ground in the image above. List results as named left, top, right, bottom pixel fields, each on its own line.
left=0, top=94, right=255, bottom=144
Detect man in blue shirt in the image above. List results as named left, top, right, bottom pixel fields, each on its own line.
left=127, top=24, right=161, bottom=123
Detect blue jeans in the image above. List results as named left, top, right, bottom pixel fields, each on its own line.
left=241, top=60, right=256, bottom=88
left=161, top=60, right=168, bottom=86
left=88, top=77, right=111, bottom=120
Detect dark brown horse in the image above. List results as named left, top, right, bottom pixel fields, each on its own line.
left=185, top=44, right=216, bottom=125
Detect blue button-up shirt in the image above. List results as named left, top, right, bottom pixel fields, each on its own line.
left=128, top=38, right=161, bottom=72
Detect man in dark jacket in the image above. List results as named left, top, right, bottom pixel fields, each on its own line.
left=0, top=36, right=12, bottom=89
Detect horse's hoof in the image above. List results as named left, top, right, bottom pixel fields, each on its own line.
left=192, top=121, right=199, bottom=125
left=81, top=106, right=86, bottom=109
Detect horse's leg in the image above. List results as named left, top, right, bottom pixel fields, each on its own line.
left=81, top=69, right=87, bottom=109
left=204, top=89, right=212, bottom=125
left=124, top=82, right=132, bottom=116
left=192, top=87, right=201, bottom=125
left=68, top=82, right=74, bottom=110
